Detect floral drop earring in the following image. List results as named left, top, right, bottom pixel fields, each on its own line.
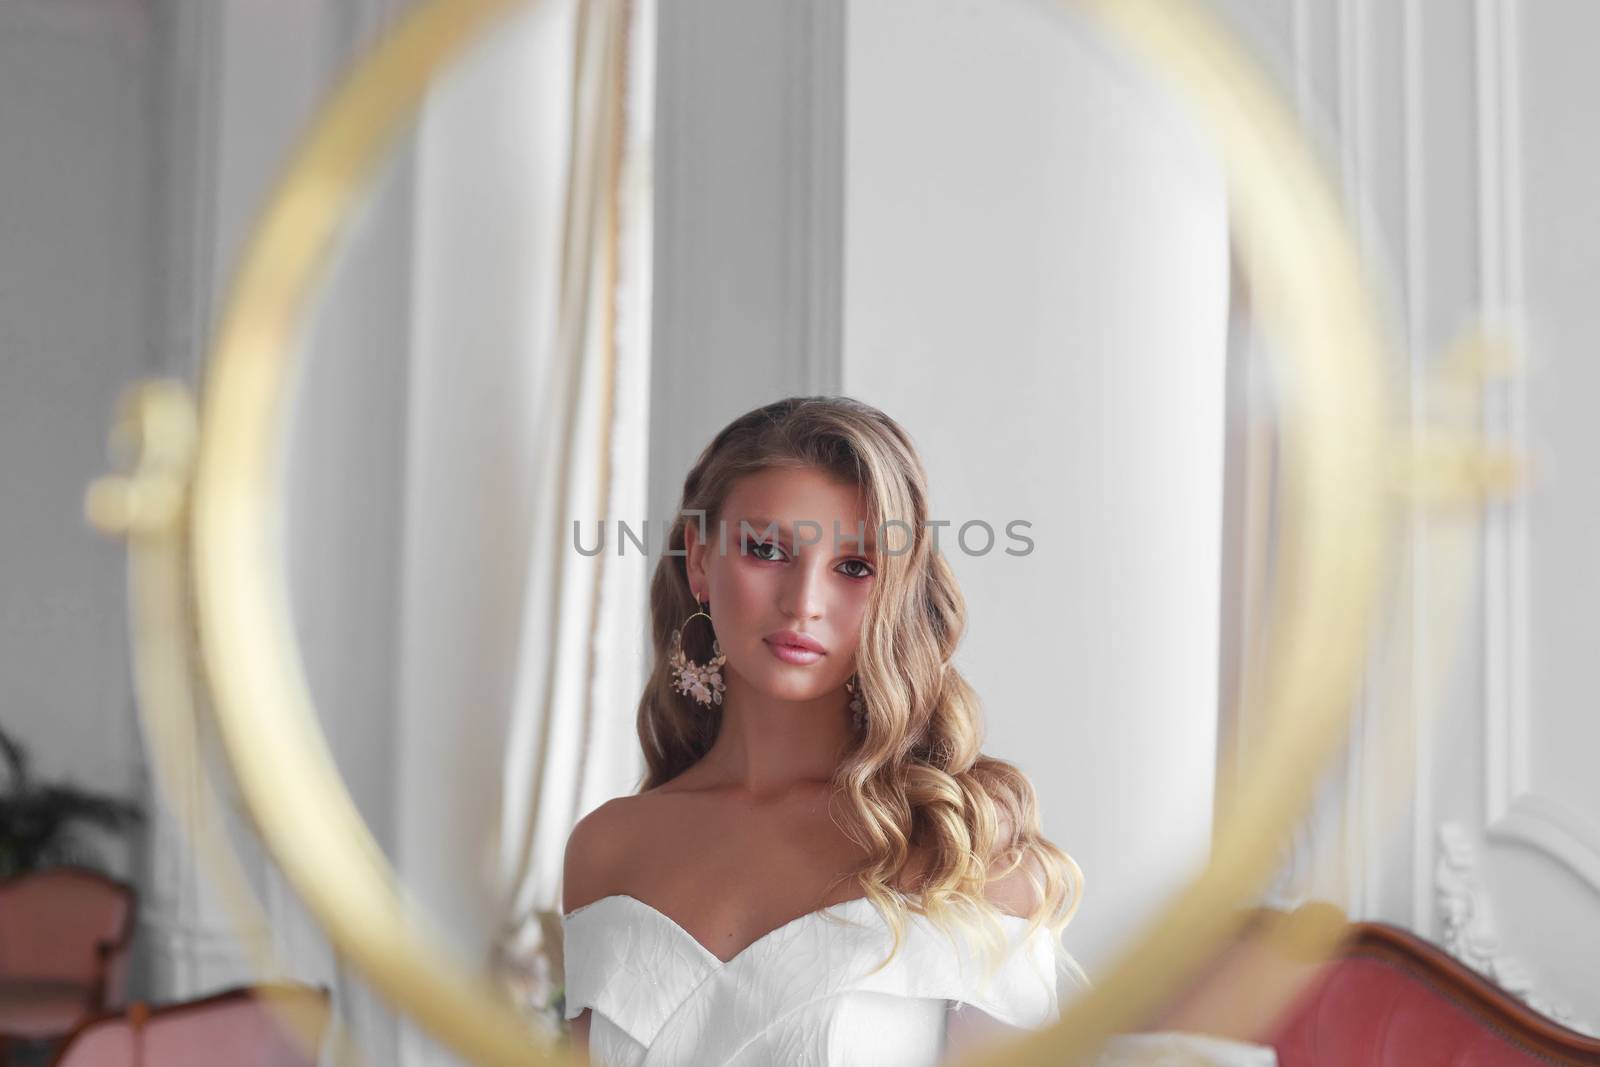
left=845, top=674, right=867, bottom=730
left=669, top=594, right=726, bottom=707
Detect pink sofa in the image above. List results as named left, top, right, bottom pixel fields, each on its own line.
left=1264, top=920, right=1600, bottom=1066
left=47, top=984, right=331, bottom=1067
left=0, top=867, right=135, bottom=1058
left=1154, top=905, right=1600, bottom=1067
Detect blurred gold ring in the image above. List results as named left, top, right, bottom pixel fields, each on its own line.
left=186, top=1, right=1396, bottom=1065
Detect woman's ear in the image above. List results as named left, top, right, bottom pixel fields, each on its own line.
left=683, top=517, right=709, bottom=600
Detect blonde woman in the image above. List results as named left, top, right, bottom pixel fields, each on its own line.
left=560, top=396, right=1087, bottom=1066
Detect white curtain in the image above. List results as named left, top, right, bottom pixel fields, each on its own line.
left=389, top=0, right=652, bottom=1059
left=133, top=1, right=652, bottom=1065
left=281, top=0, right=654, bottom=1063
left=488, top=0, right=653, bottom=1034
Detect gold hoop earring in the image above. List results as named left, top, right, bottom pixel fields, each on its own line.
left=669, top=598, right=726, bottom=707
left=845, top=674, right=867, bottom=730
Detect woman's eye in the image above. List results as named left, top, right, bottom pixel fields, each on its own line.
left=838, top=559, right=875, bottom=580
left=749, top=540, right=785, bottom=562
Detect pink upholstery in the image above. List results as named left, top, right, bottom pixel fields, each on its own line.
left=1266, top=953, right=1600, bottom=1066
left=0, top=979, right=95, bottom=1039
left=0, top=869, right=134, bottom=1039
left=51, top=984, right=331, bottom=1067
left=1150, top=908, right=1600, bottom=1067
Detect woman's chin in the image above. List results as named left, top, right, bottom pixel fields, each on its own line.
left=739, top=671, right=841, bottom=706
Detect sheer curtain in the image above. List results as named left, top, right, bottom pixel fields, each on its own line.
left=484, top=0, right=653, bottom=1039
left=133, top=1, right=651, bottom=1064
left=281, top=0, right=653, bottom=1062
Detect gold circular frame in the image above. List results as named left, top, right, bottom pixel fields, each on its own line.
left=172, top=0, right=1395, bottom=1063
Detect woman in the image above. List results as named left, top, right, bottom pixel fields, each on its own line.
left=561, top=396, right=1086, bottom=1066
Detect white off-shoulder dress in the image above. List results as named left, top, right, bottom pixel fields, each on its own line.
left=560, top=893, right=1089, bottom=1067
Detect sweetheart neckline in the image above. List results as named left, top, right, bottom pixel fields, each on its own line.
left=561, top=892, right=1034, bottom=969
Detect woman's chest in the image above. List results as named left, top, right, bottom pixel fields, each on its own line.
left=614, top=796, right=890, bottom=959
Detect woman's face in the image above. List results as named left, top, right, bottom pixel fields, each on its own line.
left=685, top=466, right=878, bottom=705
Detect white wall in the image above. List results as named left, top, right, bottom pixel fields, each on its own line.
left=650, top=0, right=1230, bottom=981
left=648, top=0, right=844, bottom=520
left=0, top=0, right=156, bottom=885
left=1211, top=0, right=1600, bottom=1033
left=843, top=0, right=1230, bottom=976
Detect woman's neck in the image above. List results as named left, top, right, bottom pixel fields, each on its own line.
left=692, top=674, right=855, bottom=801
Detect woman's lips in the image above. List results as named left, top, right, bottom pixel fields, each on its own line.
left=764, top=633, right=825, bottom=665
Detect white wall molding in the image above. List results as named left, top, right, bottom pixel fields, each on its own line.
left=139, top=920, right=257, bottom=998
left=780, top=0, right=844, bottom=399
left=1476, top=0, right=1600, bottom=901
left=1400, top=0, right=1437, bottom=938
left=1289, top=0, right=1312, bottom=121
left=1240, top=0, right=1394, bottom=924
left=1435, top=822, right=1592, bottom=1034
left=1337, top=0, right=1389, bottom=922
left=1212, top=0, right=1600, bottom=1021
left=648, top=0, right=846, bottom=530
left=1477, top=0, right=1525, bottom=826
left=151, top=0, right=220, bottom=383
left=1492, top=795, right=1600, bottom=900
left=140, top=0, right=229, bottom=996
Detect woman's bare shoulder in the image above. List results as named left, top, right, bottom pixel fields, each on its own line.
left=984, top=850, right=1048, bottom=918
left=894, top=830, right=1044, bottom=917
left=562, top=795, right=650, bottom=913
left=982, top=809, right=1049, bottom=918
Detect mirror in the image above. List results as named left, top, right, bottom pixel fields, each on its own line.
left=250, top=0, right=1386, bottom=1063
left=278, top=0, right=1250, bottom=1037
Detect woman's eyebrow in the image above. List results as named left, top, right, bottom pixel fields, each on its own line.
left=735, top=517, right=876, bottom=553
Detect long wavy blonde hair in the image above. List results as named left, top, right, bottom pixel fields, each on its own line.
left=635, top=396, right=1083, bottom=975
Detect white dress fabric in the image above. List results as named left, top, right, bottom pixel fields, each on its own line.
left=560, top=893, right=1088, bottom=1067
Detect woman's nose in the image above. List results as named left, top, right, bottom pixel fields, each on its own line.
left=779, top=557, right=827, bottom=621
